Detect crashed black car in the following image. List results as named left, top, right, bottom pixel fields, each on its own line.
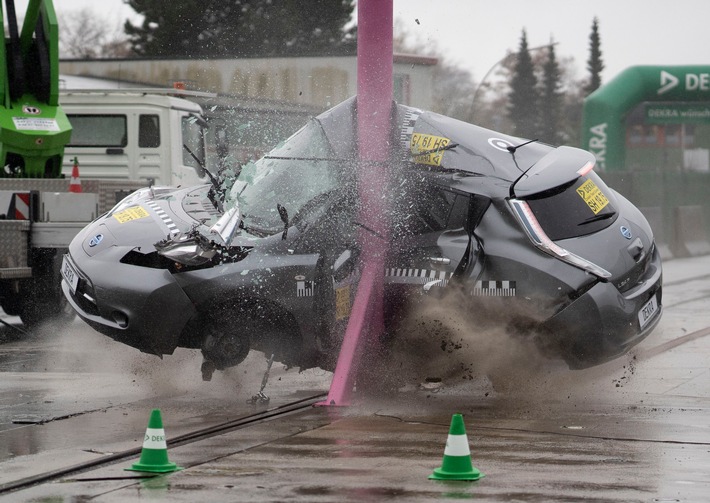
left=61, top=97, right=662, bottom=379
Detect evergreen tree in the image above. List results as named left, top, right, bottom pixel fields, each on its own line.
left=507, top=29, right=539, bottom=139
left=539, top=42, right=563, bottom=145
left=584, top=17, right=604, bottom=95
left=124, top=0, right=356, bottom=58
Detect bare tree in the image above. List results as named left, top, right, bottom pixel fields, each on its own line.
left=393, top=19, right=477, bottom=121
left=59, top=8, right=132, bottom=59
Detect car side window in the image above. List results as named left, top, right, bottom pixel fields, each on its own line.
left=393, top=183, right=469, bottom=236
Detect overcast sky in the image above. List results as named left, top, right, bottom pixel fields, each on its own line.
left=16, top=0, right=710, bottom=84
left=394, top=0, right=708, bottom=83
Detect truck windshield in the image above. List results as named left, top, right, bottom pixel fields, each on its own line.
left=228, top=119, right=350, bottom=235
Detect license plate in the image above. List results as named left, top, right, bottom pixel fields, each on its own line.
left=638, top=294, right=658, bottom=330
left=61, top=255, right=79, bottom=294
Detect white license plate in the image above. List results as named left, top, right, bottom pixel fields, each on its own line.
left=638, top=295, right=659, bottom=330
left=61, top=255, right=79, bottom=294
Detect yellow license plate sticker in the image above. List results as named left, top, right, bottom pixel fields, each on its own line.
left=335, top=285, right=351, bottom=320
left=576, top=179, right=609, bottom=214
left=113, top=205, right=150, bottom=223
left=410, top=133, right=450, bottom=166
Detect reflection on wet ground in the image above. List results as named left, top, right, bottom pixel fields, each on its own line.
left=1, top=257, right=710, bottom=500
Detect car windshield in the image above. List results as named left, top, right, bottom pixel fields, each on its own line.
left=228, top=119, right=350, bottom=235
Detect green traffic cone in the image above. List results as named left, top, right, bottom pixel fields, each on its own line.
left=125, top=409, right=183, bottom=473
left=429, top=413, right=484, bottom=481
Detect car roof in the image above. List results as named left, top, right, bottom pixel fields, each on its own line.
left=309, top=98, right=597, bottom=199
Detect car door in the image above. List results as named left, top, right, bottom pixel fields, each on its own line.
left=286, top=187, right=360, bottom=362
left=386, top=183, right=473, bottom=301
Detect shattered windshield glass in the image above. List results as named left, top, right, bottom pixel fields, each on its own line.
left=228, top=118, right=350, bottom=235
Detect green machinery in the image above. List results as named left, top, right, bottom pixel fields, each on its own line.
left=0, top=0, right=71, bottom=178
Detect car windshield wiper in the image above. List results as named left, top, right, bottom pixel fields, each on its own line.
left=239, top=214, right=278, bottom=237
left=277, top=203, right=289, bottom=240
left=183, top=143, right=224, bottom=210
left=579, top=212, right=616, bottom=225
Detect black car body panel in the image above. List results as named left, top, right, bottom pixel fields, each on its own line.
left=62, top=97, right=663, bottom=373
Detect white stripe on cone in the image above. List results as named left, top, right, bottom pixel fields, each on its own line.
left=142, top=427, right=168, bottom=449
left=443, top=433, right=471, bottom=457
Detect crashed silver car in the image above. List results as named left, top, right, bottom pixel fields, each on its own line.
left=61, top=97, right=662, bottom=378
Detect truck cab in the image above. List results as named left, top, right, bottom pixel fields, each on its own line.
left=60, top=90, right=212, bottom=187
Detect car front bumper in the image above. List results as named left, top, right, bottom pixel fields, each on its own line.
left=537, top=248, right=663, bottom=369
left=62, top=252, right=196, bottom=356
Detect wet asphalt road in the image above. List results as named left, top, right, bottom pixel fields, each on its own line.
left=0, top=255, right=709, bottom=502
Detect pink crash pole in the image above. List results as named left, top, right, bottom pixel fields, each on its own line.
left=317, top=0, right=393, bottom=406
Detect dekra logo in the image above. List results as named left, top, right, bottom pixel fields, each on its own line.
left=658, top=70, right=710, bottom=95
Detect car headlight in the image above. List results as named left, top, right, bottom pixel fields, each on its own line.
left=155, top=237, right=216, bottom=266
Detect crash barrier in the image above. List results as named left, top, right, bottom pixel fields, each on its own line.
left=125, top=409, right=183, bottom=473
left=671, top=205, right=710, bottom=258
left=639, top=207, right=673, bottom=261
left=429, top=413, right=484, bottom=481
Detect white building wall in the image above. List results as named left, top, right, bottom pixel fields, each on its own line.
left=60, top=55, right=436, bottom=111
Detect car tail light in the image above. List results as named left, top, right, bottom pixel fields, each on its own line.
left=509, top=199, right=611, bottom=280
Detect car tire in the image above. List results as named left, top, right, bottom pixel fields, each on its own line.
left=200, top=316, right=251, bottom=371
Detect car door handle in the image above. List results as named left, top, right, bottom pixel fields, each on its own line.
left=428, top=257, right=451, bottom=265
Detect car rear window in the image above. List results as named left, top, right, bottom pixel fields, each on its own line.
left=524, top=171, right=618, bottom=241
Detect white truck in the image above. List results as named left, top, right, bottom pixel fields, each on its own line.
left=0, top=89, right=221, bottom=326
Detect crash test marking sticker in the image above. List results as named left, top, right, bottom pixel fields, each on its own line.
left=399, top=110, right=420, bottom=148
left=385, top=268, right=452, bottom=285
left=472, top=280, right=517, bottom=297
left=144, top=200, right=180, bottom=235
left=410, top=133, right=450, bottom=166
left=576, top=179, right=609, bottom=215
left=335, top=285, right=351, bottom=320
left=488, top=137, right=515, bottom=152
left=296, top=280, right=314, bottom=297
left=113, top=205, right=150, bottom=223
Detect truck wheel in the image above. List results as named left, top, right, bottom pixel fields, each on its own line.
left=0, top=283, right=22, bottom=317
left=17, top=250, right=75, bottom=328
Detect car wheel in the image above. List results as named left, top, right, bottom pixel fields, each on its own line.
left=201, top=318, right=251, bottom=371
left=202, top=324, right=250, bottom=370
